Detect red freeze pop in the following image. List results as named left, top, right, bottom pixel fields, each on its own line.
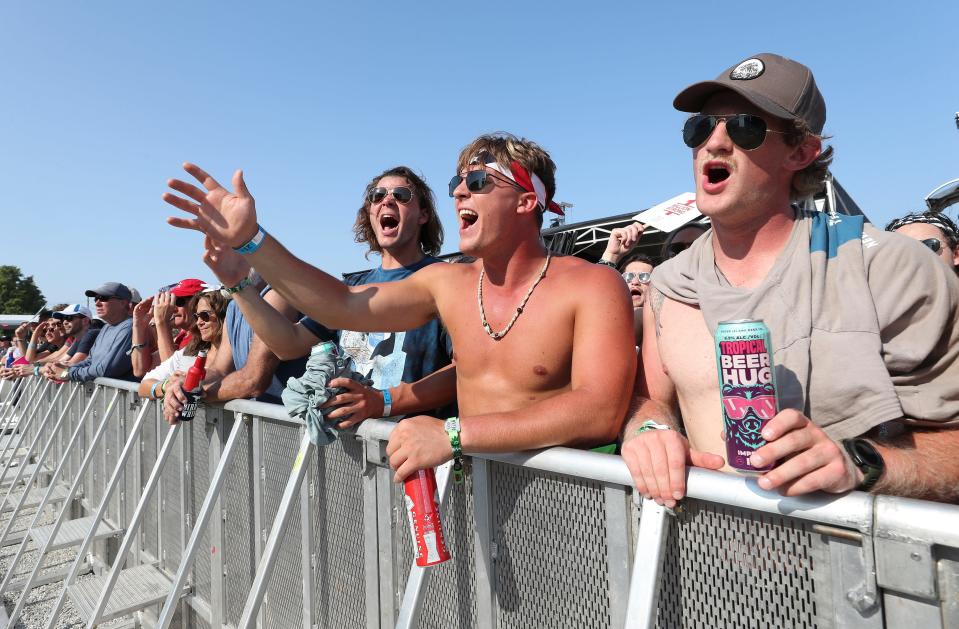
left=176, top=350, right=207, bottom=422
left=403, top=468, right=451, bottom=566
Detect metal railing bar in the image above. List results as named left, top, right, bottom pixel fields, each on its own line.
left=623, top=498, right=670, bottom=629
left=0, top=378, right=29, bottom=434
left=0, top=384, right=82, bottom=547
left=0, top=387, right=73, bottom=516
left=0, top=379, right=57, bottom=489
left=395, top=461, right=453, bottom=629
left=3, top=387, right=126, bottom=627
left=42, top=395, right=156, bottom=629
left=237, top=429, right=313, bottom=629
left=155, top=414, right=248, bottom=629
left=84, top=421, right=184, bottom=629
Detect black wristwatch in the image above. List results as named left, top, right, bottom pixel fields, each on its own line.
left=842, top=438, right=885, bottom=492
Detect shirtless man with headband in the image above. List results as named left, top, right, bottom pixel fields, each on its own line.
left=164, top=133, right=635, bottom=481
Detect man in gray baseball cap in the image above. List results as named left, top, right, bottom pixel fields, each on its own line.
left=44, top=280, right=134, bottom=382
left=621, top=53, right=959, bottom=505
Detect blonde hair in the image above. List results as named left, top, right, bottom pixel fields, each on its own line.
left=456, top=133, right=557, bottom=228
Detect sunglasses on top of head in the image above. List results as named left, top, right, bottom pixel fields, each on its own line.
left=368, top=186, right=413, bottom=205
left=194, top=310, right=217, bottom=323
left=448, top=169, right=524, bottom=197
left=682, top=114, right=788, bottom=151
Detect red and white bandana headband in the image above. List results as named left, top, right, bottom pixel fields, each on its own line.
left=471, top=156, right=564, bottom=215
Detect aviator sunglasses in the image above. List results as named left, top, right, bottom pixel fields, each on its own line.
left=921, top=238, right=943, bottom=253
left=448, top=170, right=524, bottom=197
left=683, top=114, right=787, bottom=151
left=622, top=271, right=651, bottom=284
left=194, top=310, right=217, bottom=323
left=369, top=186, right=413, bottom=204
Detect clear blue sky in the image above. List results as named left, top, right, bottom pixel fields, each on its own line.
left=2, top=2, right=957, bottom=307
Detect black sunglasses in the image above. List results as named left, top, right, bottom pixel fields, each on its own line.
left=194, top=310, right=217, bottom=323
left=683, top=114, right=788, bottom=151
left=369, top=186, right=413, bottom=204
left=174, top=296, right=190, bottom=308
left=448, top=170, right=523, bottom=197
left=93, top=295, right=115, bottom=303
left=921, top=238, right=942, bottom=253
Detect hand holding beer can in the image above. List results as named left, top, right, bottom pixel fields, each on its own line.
left=176, top=350, right=208, bottom=422
left=715, top=320, right=779, bottom=473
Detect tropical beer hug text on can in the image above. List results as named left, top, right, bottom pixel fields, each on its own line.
left=714, top=320, right=780, bottom=472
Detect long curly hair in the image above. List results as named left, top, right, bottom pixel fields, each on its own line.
left=353, top=166, right=443, bottom=258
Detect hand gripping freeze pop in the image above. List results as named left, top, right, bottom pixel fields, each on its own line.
left=403, top=468, right=451, bottom=566
left=714, top=320, right=779, bottom=472
left=176, top=350, right=208, bottom=422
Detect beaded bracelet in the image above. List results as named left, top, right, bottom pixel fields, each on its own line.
left=444, top=416, right=464, bottom=484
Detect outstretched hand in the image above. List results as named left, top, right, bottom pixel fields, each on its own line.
left=202, top=236, right=251, bottom=288
left=163, top=163, right=259, bottom=248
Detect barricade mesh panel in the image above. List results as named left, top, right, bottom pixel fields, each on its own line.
left=223, top=416, right=255, bottom=627
left=124, top=401, right=141, bottom=534
left=160, top=422, right=183, bottom=571
left=311, top=434, right=367, bottom=629
left=189, top=413, right=213, bottom=605
left=86, top=392, right=105, bottom=511
left=140, top=402, right=161, bottom=561
left=105, top=394, right=122, bottom=526
left=491, top=462, right=612, bottom=629
left=655, top=499, right=826, bottom=629
left=260, top=420, right=304, bottom=629
left=420, top=463, right=478, bottom=629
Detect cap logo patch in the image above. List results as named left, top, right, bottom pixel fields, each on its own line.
left=730, top=58, right=765, bottom=80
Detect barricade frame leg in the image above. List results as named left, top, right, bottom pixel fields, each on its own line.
left=2, top=388, right=130, bottom=627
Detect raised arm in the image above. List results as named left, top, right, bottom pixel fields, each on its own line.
left=201, top=237, right=321, bottom=360
left=163, top=163, right=438, bottom=333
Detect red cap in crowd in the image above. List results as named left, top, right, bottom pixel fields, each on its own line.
left=170, top=278, right=208, bottom=297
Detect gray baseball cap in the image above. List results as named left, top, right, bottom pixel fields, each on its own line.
left=84, top=282, right=133, bottom=301
left=673, top=53, right=826, bottom=135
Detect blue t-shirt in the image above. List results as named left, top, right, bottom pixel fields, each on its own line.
left=300, top=256, right=454, bottom=415
left=225, top=288, right=308, bottom=403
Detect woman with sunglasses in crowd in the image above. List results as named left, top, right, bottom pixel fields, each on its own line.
left=138, top=290, right=230, bottom=423
left=597, top=222, right=655, bottom=346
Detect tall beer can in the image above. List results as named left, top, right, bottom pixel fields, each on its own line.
left=715, top=320, right=779, bottom=472
left=403, top=468, right=451, bottom=566
left=176, top=350, right=208, bottom=422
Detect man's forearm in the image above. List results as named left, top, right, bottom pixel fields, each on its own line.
left=621, top=396, right=682, bottom=442
left=233, top=285, right=314, bottom=360
left=247, top=236, right=355, bottom=329
left=390, top=365, right=457, bottom=416
left=460, top=388, right=629, bottom=453
left=873, top=427, right=959, bottom=502
left=155, top=320, right=176, bottom=361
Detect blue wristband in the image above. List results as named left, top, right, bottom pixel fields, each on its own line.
left=233, top=224, right=267, bottom=255
left=380, top=388, right=392, bottom=417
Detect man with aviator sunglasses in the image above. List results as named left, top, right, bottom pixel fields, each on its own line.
left=623, top=53, right=959, bottom=507
left=163, top=133, right=635, bottom=485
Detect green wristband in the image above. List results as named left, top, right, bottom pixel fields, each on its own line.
left=444, top=416, right=465, bottom=484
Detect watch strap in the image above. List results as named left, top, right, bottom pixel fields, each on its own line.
left=842, top=438, right=883, bottom=492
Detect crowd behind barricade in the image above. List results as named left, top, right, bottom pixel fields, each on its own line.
left=2, top=51, right=959, bottom=508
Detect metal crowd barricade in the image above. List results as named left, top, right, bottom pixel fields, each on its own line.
left=1, top=377, right=958, bottom=628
